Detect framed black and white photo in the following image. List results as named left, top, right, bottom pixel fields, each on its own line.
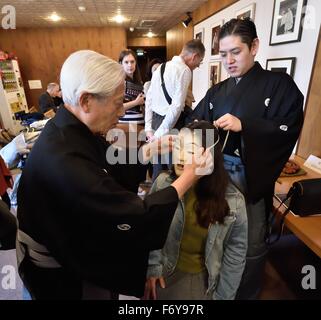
left=209, top=61, right=221, bottom=88
left=235, top=3, right=256, bottom=20
left=210, top=20, right=223, bottom=58
left=195, top=28, right=204, bottom=43
left=270, top=0, right=307, bottom=45
left=266, top=57, right=296, bottom=77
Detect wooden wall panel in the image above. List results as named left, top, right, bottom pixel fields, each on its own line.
left=0, top=27, right=126, bottom=109
left=297, top=29, right=321, bottom=159
left=127, top=37, right=166, bottom=47
left=166, top=0, right=237, bottom=59
left=166, top=24, right=193, bottom=59
left=193, top=0, right=238, bottom=24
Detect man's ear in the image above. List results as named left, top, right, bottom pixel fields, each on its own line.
left=79, top=92, right=91, bottom=113
left=251, top=38, right=259, bottom=56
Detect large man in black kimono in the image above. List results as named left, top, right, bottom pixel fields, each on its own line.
left=16, top=50, right=209, bottom=300
left=188, top=19, right=304, bottom=299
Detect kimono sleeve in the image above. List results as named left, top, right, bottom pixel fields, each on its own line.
left=241, top=74, right=304, bottom=201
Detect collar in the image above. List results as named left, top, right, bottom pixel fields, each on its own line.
left=172, top=55, right=186, bottom=65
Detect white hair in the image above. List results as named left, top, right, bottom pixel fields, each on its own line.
left=60, top=50, right=125, bottom=107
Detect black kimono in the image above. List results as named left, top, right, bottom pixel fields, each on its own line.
left=17, top=106, right=178, bottom=299
left=189, top=62, right=304, bottom=203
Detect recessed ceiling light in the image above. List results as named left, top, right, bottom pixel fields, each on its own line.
left=78, top=6, right=86, bottom=12
left=113, top=14, right=125, bottom=24
left=49, top=12, right=61, bottom=22
left=147, top=31, right=154, bottom=38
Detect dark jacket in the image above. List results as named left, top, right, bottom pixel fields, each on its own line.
left=17, top=106, right=178, bottom=299
left=38, top=92, right=57, bottom=113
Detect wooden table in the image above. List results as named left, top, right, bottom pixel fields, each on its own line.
left=274, top=155, right=321, bottom=258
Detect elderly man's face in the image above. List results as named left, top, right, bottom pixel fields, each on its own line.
left=87, top=82, right=125, bottom=134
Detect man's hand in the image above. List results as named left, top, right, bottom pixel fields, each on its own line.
left=214, top=113, right=242, bottom=132
left=141, top=135, right=177, bottom=162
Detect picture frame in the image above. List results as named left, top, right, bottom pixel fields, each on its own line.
left=235, top=3, right=256, bottom=20
left=269, top=0, right=307, bottom=45
left=195, top=28, right=204, bottom=43
left=266, top=57, right=296, bottom=77
left=208, top=61, right=221, bottom=88
left=210, top=20, right=224, bottom=58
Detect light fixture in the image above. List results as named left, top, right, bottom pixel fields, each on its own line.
left=113, top=14, right=125, bottom=24
left=147, top=31, right=154, bottom=38
left=49, top=12, right=61, bottom=22
left=129, top=27, right=134, bottom=32
left=182, top=12, right=192, bottom=28
left=78, top=6, right=86, bottom=12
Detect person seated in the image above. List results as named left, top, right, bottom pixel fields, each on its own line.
left=53, top=87, right=64, bottom=109
left=144, top=121, right=248, bottom=300
left=38, top=82, right=60, bottom=114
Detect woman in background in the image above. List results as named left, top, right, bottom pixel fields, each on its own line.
left=143, top=58, right=162, bottom=96
left=115, top=49, right=147, bottom=193
left=118, top=49, right=145, bottom=127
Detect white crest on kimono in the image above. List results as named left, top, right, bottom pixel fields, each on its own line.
left=279, top=125, right=288, bottom=132
left=264, top=98, right=270, bottom=107
left=209, top=102, right=214, bottom=110
left=117, top=224, right=131, bottom=231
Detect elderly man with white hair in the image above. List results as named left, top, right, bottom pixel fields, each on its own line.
left=16, top=50, right=213, bottom=300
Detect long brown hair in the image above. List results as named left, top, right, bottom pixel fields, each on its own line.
left=186, top=121, right=230, bottom=227
left=118, top=49, right=142, bottom=84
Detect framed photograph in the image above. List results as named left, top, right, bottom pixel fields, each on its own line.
left=210, top=20, right=223, bottom=58
left=235, top=3, right=256, bottom=20
left=195, top=28, right=204, bottom=43
left=208, top=61, right=221, bottom=88
left=266, top=57, right=296, bottom=77
left=270, top=0, right=307, bottom=45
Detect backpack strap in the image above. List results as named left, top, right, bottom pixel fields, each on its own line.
left=160, top=63, right=172, bottom=105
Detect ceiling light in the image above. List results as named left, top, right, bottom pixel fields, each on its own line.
left=113, top=14, right=125, bottom=24
left=129, top=27, right=134, bottom=32
left=78, top=6, right=86, bottom=12
left=182, top=12, right=192, bottom=28
left=49, top=12, right=61, bottom=22
left=147, top=31, right=154, bottom=38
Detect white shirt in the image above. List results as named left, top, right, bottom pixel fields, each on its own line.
left=145, top=55, right=191, bottom=138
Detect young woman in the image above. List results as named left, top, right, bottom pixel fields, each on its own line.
left=116, top=49, right=147, bottom=193
left=118, top=49, right=145, bottom=126
left=144, top=121, right=248, bottom=300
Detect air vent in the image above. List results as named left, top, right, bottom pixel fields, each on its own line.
left=139, top=20, right=156, bottom=28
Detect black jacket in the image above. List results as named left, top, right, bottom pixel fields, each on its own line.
left=38, top=92, right=57, bottom=113
left=17, top=107, right=178, bottom=299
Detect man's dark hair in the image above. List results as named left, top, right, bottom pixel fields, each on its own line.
left=219, top=18, right=258, bottom=49
left=146, top=58, right=162, bottom=80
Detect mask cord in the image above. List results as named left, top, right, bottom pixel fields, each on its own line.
left=221, top=130, right=230, bottom=152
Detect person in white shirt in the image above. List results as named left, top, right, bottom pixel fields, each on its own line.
left=145, top=40, right=205, bottom=140
left=145, top=40, right=205, bottom=180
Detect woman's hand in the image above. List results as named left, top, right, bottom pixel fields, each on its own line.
left=134, top=93, right=145, bottom=106
left=144, top=277, right=166, bottom=300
